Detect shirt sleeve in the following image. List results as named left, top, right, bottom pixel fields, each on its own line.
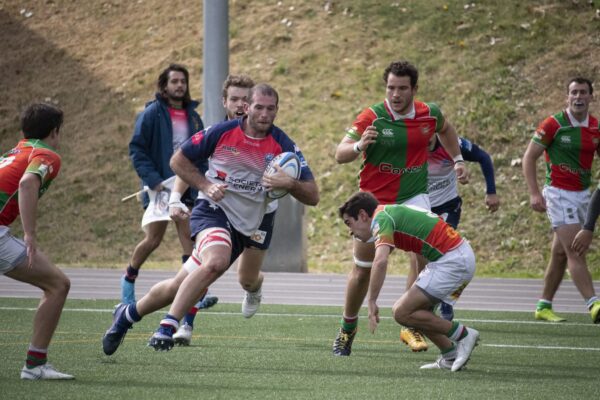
left=129, top=109, right=163, bottom=189
left=460, top=138, right=497, bottom=194
left=26, top=149, right=61, bottom=188
left=373, top=212, right=395, bottom=248
left=345, top=108, right=377, bottom=141
left=532, top=116, right=559, bottom=148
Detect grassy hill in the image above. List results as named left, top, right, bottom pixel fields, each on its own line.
left=2, top=0, right=600, bottom=277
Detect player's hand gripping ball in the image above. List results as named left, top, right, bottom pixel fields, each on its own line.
left=264, top=152, right=301, bottom=199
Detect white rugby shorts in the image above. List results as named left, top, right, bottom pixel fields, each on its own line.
left=0, top=226, right=27, bottom=275
left=414, top=241, right=475, bottom=305
left=542, top=186, right=590, bottom=228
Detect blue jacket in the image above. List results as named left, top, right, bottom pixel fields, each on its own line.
left=129, top=93, right=204, bottom=207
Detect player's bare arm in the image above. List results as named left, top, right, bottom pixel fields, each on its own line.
left=18, top=173, right=42, bottom=268
left=287, top=178, right=320, bottom=206
left=335, top=125, right=378, bottom=164
left=367, top=245, right=392, bottom=333
left=168, top=176, right=191, bottom=221
left=170, top=150, right=227, bottom=202
left=438, top=120, right=469, bottom=184
left=522, top=141, right=546, bottom=212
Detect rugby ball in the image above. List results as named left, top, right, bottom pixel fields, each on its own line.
left=265, top=152, right=301, bottom=199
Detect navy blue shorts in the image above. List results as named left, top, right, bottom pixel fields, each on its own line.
left=189, top=199, right=276, bottom=263
left=431, top=196, right=462, bottom=229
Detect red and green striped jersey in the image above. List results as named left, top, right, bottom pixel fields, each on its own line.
left=532, top=111, right=600, bottom=191
left=372, top=204, right=463, bottom=262
left=346, top=100, right=443, bottom=204
left=0, top=139, right=61, bottom=226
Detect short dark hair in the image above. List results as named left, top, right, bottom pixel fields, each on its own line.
left=383, top=60, right=419, bottom=88
left=339, top=192, right=379, bottom=220
left=222, top=74, right=255, bottom=100
left=157, top=63, right=192, bottom=105
left=567, top=77, right=593, bottom=95
left=20, top=102, right=64, bottom=140
left=248, top=83, right=279, bottom=107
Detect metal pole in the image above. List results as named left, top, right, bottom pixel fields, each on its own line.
left=203, top=0, right=229, bottom=125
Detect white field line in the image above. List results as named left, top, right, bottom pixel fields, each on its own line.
left=2, top=306, right=598, bottom=352
left=0, top=306, right=596, bottom=327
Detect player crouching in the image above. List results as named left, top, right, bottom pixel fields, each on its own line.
left=339, top=191, right=479, bottom=371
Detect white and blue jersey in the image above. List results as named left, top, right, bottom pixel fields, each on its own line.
left=180, top=117, right=314, bottom=236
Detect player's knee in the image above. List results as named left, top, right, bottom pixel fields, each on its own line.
left=48, top=275, right=70, bottom=299
left=145, top=235, right=163, bottom=250
left=392, top=303, right=410, bottom=325
left=202, top=258, right=229, bottom=277
left=351, top=264, right=371, bottom=285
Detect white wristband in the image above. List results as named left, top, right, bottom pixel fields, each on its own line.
left=353, top=142, right=363, bottom=154
left=452, top=155, right=464, bottom=163
left=168, top=191, right=182, bottom=204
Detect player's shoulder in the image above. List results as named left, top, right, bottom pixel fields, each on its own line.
left=30, top=143, right=61, bottom=162
left=416, top=100, right=442, bottom=116
left=589, top=114, right=599, bottom=129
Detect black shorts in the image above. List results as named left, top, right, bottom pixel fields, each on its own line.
left=189, top=199, right=276, bottom=263
left=431, top=196, right=462, bottom=229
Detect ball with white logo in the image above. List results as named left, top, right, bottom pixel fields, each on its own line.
left=264, top=152, right=301, bottom=199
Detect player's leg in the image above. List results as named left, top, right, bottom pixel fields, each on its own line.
left=149, top=226, right=234, bottom=351
left=332, top=238, right=374, bottom=356
left=554, top=224, right=600, bottom=322
left=238, top=247, right=265, bottom=318
left=399, top=252, right=429, bottom=352
left=102, top=266, right=190, bottom=355
left=174, top=216, right=218, bottom=310
left=3, top=234, right=73, bottom=379
left=398, top=193, right=432, bottom=351
left=405, top=241, right=478, bottom=371
left=432, top=197, right=462, bottom=322
left=121, top=220, right=169, bottom=304
left=237, top=210, right=275, bottom=318
left=540, top=186, right=598, bottom=322
left=172, top=217, right=217, bottom=345
left=535, top=234, right=567, bottom=321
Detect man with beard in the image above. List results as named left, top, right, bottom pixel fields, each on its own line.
left=102, top=83, right=320, bottom=354
left=121, top=64, right=204, bottom=306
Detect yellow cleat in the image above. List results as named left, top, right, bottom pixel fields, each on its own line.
left=590, top=301, right=600, bottom=324
left=534, top=308, right=566, bottom=322
left=400, top=328, right=428, bottom=352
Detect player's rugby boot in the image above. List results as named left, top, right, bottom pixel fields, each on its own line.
left=400, top=328, right=428, bottom=352
left=173, top=323, right=193, bottom=346
left=21, top=363, right=74, bottom=380
left=534, top=308, right=566, bottom=322
left=242, top=287, right=262, bottom=318
left=420, top=356, right=455, bottom=370
left=332, top=328, right=357, bottom=356
left=102, top=303, right=133, bottom=355
left=452, top=327, right=480, bottom=372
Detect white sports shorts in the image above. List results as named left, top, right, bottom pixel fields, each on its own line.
left=0, top=226, right=27, bottom=275
left=542, top=186, right=590, bottom=228
left=414, top=241, right=475, bottom=306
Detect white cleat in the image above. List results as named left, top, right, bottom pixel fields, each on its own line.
left=242, top=287, right=262, bottom=318
left=452, top=327, right=480, bottom=372
left=420, top=356, right=454, bottom=370
left=173, top=323, right=193, bottom=346
left=21, top=363, right=74, bottom=380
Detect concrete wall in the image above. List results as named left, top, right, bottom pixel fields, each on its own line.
left=262, top=196, right=307, bottom=272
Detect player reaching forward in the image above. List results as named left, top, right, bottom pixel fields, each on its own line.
left=339, top=191, right=479, bottom=371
